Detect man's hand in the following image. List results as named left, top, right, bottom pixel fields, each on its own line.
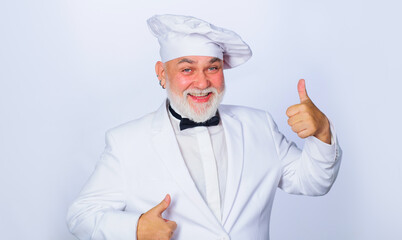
left=137, top=194, right=177, bottom=240
left=286, top=79, right=331, bottom=144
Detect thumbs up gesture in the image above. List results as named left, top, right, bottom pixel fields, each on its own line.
left=286, top=79, right=331, bottom=144
left=137, top=194, right=177, bottom=240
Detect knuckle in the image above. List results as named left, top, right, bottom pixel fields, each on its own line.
left=297, top=132, right=306, bottom=138
left=286, top=105, right=296, bottom=116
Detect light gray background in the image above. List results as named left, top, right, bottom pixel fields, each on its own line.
left=1, top=0, right=401, bottom=239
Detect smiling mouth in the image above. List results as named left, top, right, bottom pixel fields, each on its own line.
left=187, top=92, right=212, bottom=102
left=188, top=92, right=211, bottom=98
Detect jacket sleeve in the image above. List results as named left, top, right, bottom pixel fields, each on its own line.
left=66, top=131, right=140, bottom=240
left=266, top=112, right=342, bottom=196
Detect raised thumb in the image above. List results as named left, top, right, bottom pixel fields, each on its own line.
left=297, top=79, right=309, bottom=102
left=150, top=194, right=171, bottom=216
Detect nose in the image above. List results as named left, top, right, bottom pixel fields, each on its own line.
left=193, top=71, right=210, bottom=89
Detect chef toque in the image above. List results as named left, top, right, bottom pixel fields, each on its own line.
left=147, top=14, right=252, bottom=69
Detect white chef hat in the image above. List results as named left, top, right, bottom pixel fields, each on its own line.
left=147, top=14, right=252, bottom=69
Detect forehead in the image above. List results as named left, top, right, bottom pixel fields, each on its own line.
left=168, top=56, right=223, bottom=65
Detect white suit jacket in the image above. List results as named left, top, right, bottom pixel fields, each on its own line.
left=67, top=102, right=342, bottom=240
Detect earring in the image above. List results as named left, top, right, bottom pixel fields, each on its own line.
left=159, top=79, right=165, bottom=89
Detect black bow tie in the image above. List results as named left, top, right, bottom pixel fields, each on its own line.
left=168, top=105, right=220, bottom=131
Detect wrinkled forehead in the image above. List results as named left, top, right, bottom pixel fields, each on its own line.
left=166, top=56, right=223, bottom=66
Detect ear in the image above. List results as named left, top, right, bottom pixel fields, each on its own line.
left=155, top=61, right=166, bottom=88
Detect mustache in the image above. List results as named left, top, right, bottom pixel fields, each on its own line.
left=183, top=87, right=218, bottom=96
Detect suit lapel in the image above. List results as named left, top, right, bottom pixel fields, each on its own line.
left=219, top=107, right=245, bottom=228
left=150, top=102, right=220, bottom=226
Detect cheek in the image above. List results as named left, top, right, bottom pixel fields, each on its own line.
left=169, top=75, right=193, bottom=93
left=210, top=73, right=225, bottom=92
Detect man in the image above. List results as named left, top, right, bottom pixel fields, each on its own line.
left=67, top=14, right=341, bottom=240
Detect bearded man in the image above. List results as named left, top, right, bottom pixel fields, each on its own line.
left=67, top=14, right=342, bottom=240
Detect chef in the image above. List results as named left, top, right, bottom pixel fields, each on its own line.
left=67, top=14, right=342, bottom=240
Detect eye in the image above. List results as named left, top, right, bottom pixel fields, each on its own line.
left=182, top=68, right=192, bottom=73
left=209, top=67, right=218, bottom=71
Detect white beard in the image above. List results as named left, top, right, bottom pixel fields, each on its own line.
left=166, top=83, right=225, bottom=123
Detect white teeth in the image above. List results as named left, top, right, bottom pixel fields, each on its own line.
left=190, top=93, right=209, bottom=97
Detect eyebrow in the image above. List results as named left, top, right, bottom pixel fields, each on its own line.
left=177, top=58, right=195, bottom=64
left=209, top=57, right=221, bottom=64
left=177, top=57, right=222, bottom=65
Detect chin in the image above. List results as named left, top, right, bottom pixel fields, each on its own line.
left=167, top=88, right=225, bottom=123
left=187, top=100, right=218, bottom=122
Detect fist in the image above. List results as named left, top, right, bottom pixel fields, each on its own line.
left=286, top=79, right=331, bottom=144
left=137, top=194, right=177, bottom=240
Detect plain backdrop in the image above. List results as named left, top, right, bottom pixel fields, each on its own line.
left=1, top=0, right=401, bottom=239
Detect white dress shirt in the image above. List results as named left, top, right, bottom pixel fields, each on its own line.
left=168, top=106, right=228, bottom=222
